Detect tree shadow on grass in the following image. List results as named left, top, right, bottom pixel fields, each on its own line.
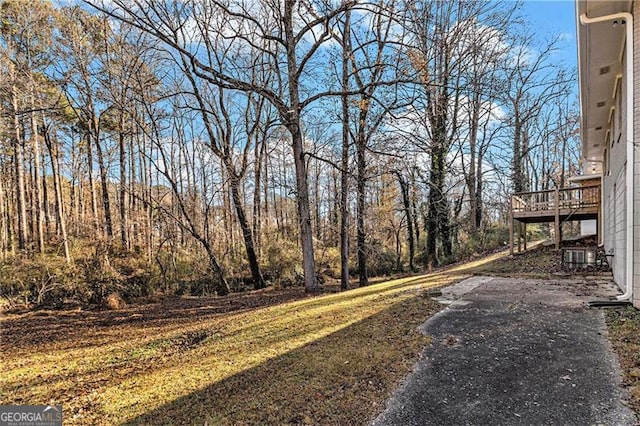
left=2, top=275, right=440, bottom=354
left=123, top=296, right=442, bottom=426
left=2, top=273, right=449, bottom=422
left=0, top=289, right=313, bottom=352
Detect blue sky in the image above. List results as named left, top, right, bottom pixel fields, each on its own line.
left=520, top=0, right=578, bottom=68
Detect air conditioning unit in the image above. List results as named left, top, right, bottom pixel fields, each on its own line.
left=563, top=247, right=597, bottom=269
left=565, top=249, right=584, bottom=265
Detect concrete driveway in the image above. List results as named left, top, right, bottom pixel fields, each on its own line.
left=372, top=276, right=638, bottom=425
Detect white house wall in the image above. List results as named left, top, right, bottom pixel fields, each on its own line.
left=577, top=0, right=639, bottom=308
left=631, top=0, right=640, bottom=308
left=605, top=39, right=629, bottom=294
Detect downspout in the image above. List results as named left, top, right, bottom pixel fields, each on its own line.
left=580, top=12, right=634, bottom=302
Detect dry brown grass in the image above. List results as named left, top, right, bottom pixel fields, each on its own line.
left=104, top=293, right=125, bottom=310
left=606, top=307, right=640, bottom=415
left=0, top=253, right=505, bottom=425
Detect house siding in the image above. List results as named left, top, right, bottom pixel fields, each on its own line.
left=600, top=1, right=640, bottom=308
left=632, top=0, right=640, bottom=308
left=606, top=36, right=628, bottom=294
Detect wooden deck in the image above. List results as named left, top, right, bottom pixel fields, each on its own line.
left=510, top=185, right=600, bottom=253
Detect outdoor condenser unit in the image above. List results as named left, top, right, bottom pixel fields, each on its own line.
left=563, top=247, right=597, bottom=269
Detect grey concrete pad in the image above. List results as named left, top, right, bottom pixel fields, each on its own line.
left=431, top=276, right=495, bottom=306
left=372, top=277, right=638, bottom=426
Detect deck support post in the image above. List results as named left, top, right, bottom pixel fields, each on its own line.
left=554, top=187, right=560, bottom=250
left=523, top=223, right=527, bottom=251
left=597, top=184, right=602, bottom=246
left=517, top=221, right=522, bottom=253
left=509, top=196, right=514, bottom=255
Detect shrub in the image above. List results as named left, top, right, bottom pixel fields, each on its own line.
left=366, top=243, right=399, bottom=277
left=316, top=246, right=341, bottom=279
left=481, top=225, right=511, bottom=249
left=0, top=256, right=83, bottom=309
left=110, top=253, right=156, bottom=299
left=262, top=238, right=304, bottom=287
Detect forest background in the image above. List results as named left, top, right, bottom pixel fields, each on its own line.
left=0, top=0, right=581, bottom=308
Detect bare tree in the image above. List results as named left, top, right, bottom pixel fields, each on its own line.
left=339, top=8, right=352, bottom=290
left=502, top=33, right=570, bottom=194
left=340, top=1, right=409, bottom=285
left=177, top=65, right=267, bottom=289
left=87, top=0, right=370, bottom=292
left=457, top=12, right=512, bottom=237
left=142, top=95, right=232, bottom=296
left=56, top=7, right=115, bottom=239
left=1, top=0, right=56, bottom=251
left=404, top=0, right=470, bottom=268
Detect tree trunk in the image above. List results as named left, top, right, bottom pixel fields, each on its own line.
left=467, top=94, right=479, bottom=237
left=512, top=112, right=525, bottom=193
left=11, top=84, right=28, bottom=250
left=340, top=8, right=351, bottom=291
left=228, top=169, right=266, bottom=290
left=252, top=131, right=266, bottom=258
left=70, top=137, right=79, bottom=233
left=41, top=147, right=51, bottom=236
left=426, top=141, right=451, bottom=268
left=0, top=175, right=7, bottom=256
left=118, top=114, right=129, bottom=250
left=92, top=119, right=113, bottom=239
left=288, top=121, right=318, bottom=292
left=29, top=91, right=45, bottom=253
left=44, top=126, right=71, bottom=263
left=410, top=169, right=420, bottom=251
left=85, top=133, right=100, bottom=235
left=476, top=151, right=484, bottom=231
left=397, top=173, right=415, bottom=271
left=284, top=0, right=318, bottom=292
left=313, top=160, right=321, bottom=240
left=202, top=239, right=230, bottom=296
left=395, top=227, right=402, bottom=272
left=356, top=135, right=368, bottom=286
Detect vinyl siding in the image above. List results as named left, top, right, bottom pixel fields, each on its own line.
left=605, top=39, right=628, bottom=294
left=632, top=0, right=640, bottom=308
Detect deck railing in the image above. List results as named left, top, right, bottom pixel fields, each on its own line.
left=510, top=184, right=601, bottom=253
left=511, top=185, right=600, bottom=213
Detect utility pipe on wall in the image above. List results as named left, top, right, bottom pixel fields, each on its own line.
left=580, top=11, right=634, bottom=301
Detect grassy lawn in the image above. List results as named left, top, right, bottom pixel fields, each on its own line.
left=0, top=254, right=505, bottom=425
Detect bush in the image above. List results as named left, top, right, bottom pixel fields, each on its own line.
left=262, top=238, right=304, bottom=287
left=1, top=243, right=163, bottom=310
left=81, top=247, right=125, bottom=306
left=481, top=225, right=511, bottom=249
left=0, top=256, right=83, bottom=309
left=110, top=253, right=156, bottom=299
left=366, top=244, right=398, bottom=277
left=316, top=246, right=341, bottom=279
